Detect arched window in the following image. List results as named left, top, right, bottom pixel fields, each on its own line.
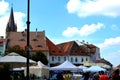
left=75, top=57, right=78, bottom=62
left=52, top=56, right=54, bottom=61
left=86, top=57, right=88, bottom=61
left=58, top=56, right=60, bottom=61
left=71, top=57, right=73, bottom=62
left=64, top=57, right=66, bottom=61
left=81, top=58, right=84, bottom=62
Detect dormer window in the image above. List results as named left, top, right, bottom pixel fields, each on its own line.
left=21, top=32, right=26, bottom=36
left=32, top=38, right=38, bottom=41
left=37, top=45, right=42, bottom=47
left=19, top=38, right=25, bottom=41
left=52, top=50, right=55, bottom=53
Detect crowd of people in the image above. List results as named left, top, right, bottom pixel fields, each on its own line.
left=52, top=69, right=120, bottom=80
left=81, top=69, right=120, bottom=80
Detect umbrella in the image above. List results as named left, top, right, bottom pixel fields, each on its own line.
left=0, top=52, right=36, bottom=68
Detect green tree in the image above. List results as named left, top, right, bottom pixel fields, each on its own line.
left=31, top=51, right=48, bottom=65
left=5, top=45, right=26, bottom=57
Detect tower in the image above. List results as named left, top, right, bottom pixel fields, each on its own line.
left=6, top=7, right=17, bottom=38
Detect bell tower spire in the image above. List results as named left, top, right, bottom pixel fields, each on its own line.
left=6, top=6, right=17, bottom=38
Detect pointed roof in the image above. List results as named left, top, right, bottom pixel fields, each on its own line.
left=56, top=41, right=74, bottom=55
left=6, top=7, right=17, bottom=32
left=56, top=41, right=85, bottom=56
left=46, top=37, right=63, bottom=55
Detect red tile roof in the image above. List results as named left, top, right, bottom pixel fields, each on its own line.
left=46, top=37, right=63, bottom=55
left=56, top=41, right=97, bottom=56
left=7, top=31, right=48, bottom=51
left=6, top=30, right=97, bottom=57
left=57, top=41, right=74, bottom=55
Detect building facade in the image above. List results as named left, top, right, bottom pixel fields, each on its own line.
left=0, top=37, right=7, bottom=56
left=0, top=7, right=112, bottom=67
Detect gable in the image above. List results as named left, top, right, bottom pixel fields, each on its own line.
left=46, top=37, right=63, bottom=55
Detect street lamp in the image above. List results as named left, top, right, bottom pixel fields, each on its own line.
left=26, top=0, right=30, bottom=80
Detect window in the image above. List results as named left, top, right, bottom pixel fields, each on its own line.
left=19, top=38, right=25, bottom=41
left=75, top=57, right=78, bottom=62
left=86, top=57, right=88, bottom=61
left=71, top=57, right=73, bottom=62
left=0, top=51, right=2, bottom=56
left=81, top=58, right=84, bottom=62
left=52, top=50, right=55, bottom=53
left=58, top=56, right=60, bottom=61
left=52, top=56, right=54, bottom=61
left=37, top=45, right=42, bottom=47
left=64, top=57, right=66, bottom=61
left=32, top=38, right=38, bottom=41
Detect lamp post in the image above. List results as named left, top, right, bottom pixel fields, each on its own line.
left=26, top=0, right=30, bottom=80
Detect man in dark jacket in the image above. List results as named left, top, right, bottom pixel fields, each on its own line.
left=112, top=69, right=120, bottom=80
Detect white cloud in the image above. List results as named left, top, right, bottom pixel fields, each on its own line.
left=62, top=23, right=104, bottom=37
left=102, top=50, right=120, bottom=67
left=79, top=23, right=104, bottom=36
left=0, top=0, right=26, bottom=37
left=98, top=37, right=120, bottom=49
left=66, top=0, right=120, bottom=17
left=14, top=12, right=26, bottom=31
left=0, top=0, right=9, bottom=15
left=62, top=27, right=79, bottom=37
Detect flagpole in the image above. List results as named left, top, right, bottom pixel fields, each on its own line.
left=26, top=0, right=30, bottom=79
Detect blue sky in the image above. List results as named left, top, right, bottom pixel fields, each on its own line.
left=0, top=0, right=120, bottom=67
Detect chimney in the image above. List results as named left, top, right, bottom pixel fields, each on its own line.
left=36, top=28, right=38, bottom=37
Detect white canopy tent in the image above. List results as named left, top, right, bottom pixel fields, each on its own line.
left=78, top=65, right=88, bottom=72
left=0, top=52, right=36, bottom=68
left=86, top=65, right=106, bottom=72
left=24, top=61, right=49, bottom=79
left=50, top=60, right=78, bottom=71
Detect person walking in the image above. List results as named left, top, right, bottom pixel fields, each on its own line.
left=99, top=71, right=109, bottom=80
left=82, top=72, right=92, bottom=80
left=56, top=73, right=64, bottom=80
left=111, top=69, right=120, bottom=80
left=93, top=72, right=99, bottom=80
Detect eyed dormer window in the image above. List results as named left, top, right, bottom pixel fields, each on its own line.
left=37, top=45, right=42, bottom=47
left=32, top=38, right=38, bottom=41
left=19, top=38, right=25, bottom=41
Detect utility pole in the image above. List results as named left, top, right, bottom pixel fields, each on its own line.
left=26, top=0, right=30, bottom=80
